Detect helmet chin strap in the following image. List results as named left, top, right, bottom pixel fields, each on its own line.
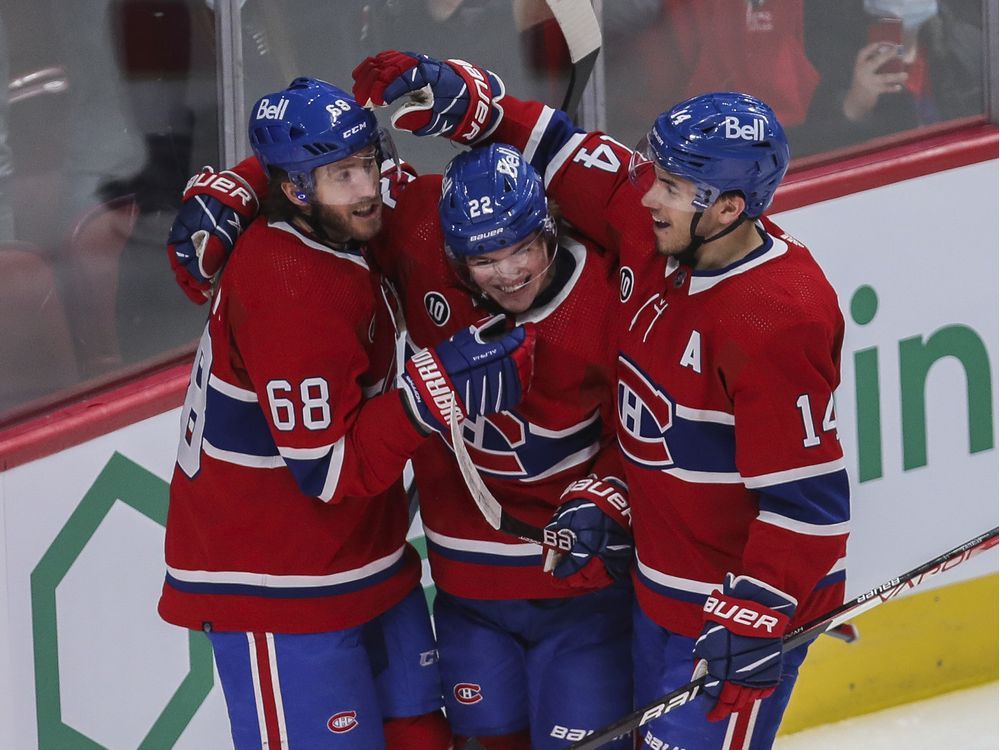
left=679, top=211, right=747, bottom=265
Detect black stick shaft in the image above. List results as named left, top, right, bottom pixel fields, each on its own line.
left=566, top=527, right=999, bottom=750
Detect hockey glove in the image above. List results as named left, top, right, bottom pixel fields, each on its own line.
left=543, top=476, right=633, bottom=590
left=352, top=50, right=505, bottom=145
left=400, top=315, right=535, bottom=434
left=693, top=574, right=797, bottom=722
left=167, top=162, right=263, bottom=303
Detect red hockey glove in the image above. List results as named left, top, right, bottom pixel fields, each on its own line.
left=167, top=159, right=265, bottom=303
left=353, top=50, right=505, bottom=145
left=543, top=476, right=633, bottom=590
left=692, top=574, right=797, bottom=722
left=400, top=315, right=535, bottom=434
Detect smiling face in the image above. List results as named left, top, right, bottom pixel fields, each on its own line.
left=463, top=231, right=554, bottom=314
left=639, top=165, right=705, bottom=258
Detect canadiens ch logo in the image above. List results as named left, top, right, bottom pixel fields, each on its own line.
left=619, top=266, right=634, bottom=303
left=454, top=683, right=484, bottom=705
left=327, top=710, right=359, bottom=733
left=617, top=354, right=674, bottom=467
left=424, top=291, right=451, bottom=326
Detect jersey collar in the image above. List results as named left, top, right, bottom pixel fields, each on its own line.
left=681, top=222, right=788, bottom=295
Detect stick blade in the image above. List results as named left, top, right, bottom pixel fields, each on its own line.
left=545, top=0, right=601, bottom=63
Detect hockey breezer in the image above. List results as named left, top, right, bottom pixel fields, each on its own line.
left=448, top=401, right=575, bottom=563
left=565, top=525, right=999, bottom=750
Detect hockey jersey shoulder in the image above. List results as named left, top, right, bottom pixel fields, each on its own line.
left=369, top=174, right=446, bottom=279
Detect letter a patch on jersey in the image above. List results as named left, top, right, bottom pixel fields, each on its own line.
left=616, top=354, right=674, bottom=468
left=679, top=330, right=702, bottom=373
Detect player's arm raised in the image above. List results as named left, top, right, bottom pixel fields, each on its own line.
left=166, top=155, right=416, bottom=302
left=352, top=51, right=642, bottom=256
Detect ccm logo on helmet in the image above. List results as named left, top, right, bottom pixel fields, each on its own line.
left=723, top=116, right=765, bottom=142
left=327, top=710, right=359, bottom=733
left=342, top=121, right=368, bottom=139
left=454, top=683, right=483, bottom=705
left=255, top=97, right=289, bottom=121
left=703, top=596, right=780, bottom=633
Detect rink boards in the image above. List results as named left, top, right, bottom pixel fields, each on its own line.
left=0, top=157, right=997, bottom=747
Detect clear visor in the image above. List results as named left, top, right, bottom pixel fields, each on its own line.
left=455, top=219, right=557, bottom=295
left=628, top=136, right=720, bottom=212
left=300, top=129, right=400, bottom=207
left=308, top=147, right=382, bottom=206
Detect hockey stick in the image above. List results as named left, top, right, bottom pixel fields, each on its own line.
left=565, top=525, right=1000, bottom=750
left=545, top=0, right=602, bottom=120
left=448, top=403, right=574, bottom=560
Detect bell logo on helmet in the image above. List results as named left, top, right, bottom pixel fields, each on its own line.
left=723, top=116, right=765, bottom=142
left=495, top=149, right=521, bottom=179
left=255, top=97, right=289, bottom=122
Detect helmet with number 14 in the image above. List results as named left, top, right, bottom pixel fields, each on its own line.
left=628, top=91, right=790, bottom=262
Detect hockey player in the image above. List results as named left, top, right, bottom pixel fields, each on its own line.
left=370, top=143, right=634, bottom=750
left=167, top=137, right=634, bottom=750
left=158, top=77, right=536, bottom=750
left=353, top=52, right=851, bottom=750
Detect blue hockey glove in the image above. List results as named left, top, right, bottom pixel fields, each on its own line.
left=693, top=574, right=797, bottom=721
left=400, top=315, right=535, bottom=434
left=543, top=476, right=633, bottom=590
left=353, top=50, right=505, bottom=145
left=167, top=164, right=261, bottom=304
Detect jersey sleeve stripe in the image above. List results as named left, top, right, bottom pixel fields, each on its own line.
left=756, top=511, right=851, bottom=537
left=660, top=466, right=744, bottom=484
left=543, top=132, right=587, bottom=189
left=318, top=441, right=346, bottom=503
left=209, top=374, right=258, bottom=401
left=203, top=440, right=284, bottom=468
left=636, top=554, right=716, bottom=596
left=277, top=444, right=336, bottom=460
left=522, top=104, right=555, bottom=163
left=276, top=438, right=347, bottom=500
left=756, top=469, right=851, bottom=525
left=743, top=457, right=847, bottom=488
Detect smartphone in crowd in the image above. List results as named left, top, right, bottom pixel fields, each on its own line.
left=867, top=16, right=906, bottom=74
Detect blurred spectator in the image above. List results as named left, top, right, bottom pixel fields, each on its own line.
left=0, top=12, right=13, bottom=242
left=799, top=0, right=984, bottom=154
left=603, top=0, right=819, bottom=147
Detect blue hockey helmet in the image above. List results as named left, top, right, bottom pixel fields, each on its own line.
left=630, top=91, right=790, bottom=218
left=248, top=77, right=396, bottom=196
left=439, top=143, right=554, bottom=260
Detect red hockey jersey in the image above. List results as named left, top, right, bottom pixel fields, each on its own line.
left=369, top=174, right=624, bottom=601
left=159, top=218, right=426, bottom=634
left=486, top=97, right=850, bottom=635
